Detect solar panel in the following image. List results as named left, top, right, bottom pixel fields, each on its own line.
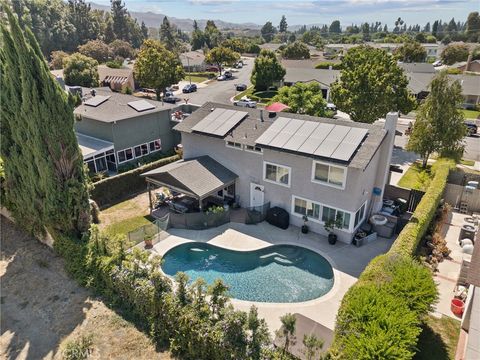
left=268, top=119, right=304, bottom=148
left=296, top=123, right=334, bottom=154
left=192, top=108, right=248, bottom=136
left=84, top=95, right=110, bottom=107
left=331, top=128, right=368, bottom=161
left=283, top=122, right=320, bottom=151
left=255, top=117, right=290, bottom=145
left=314, top=125, right=350, bottom=157
left=128, top=100, right=155, bottom=112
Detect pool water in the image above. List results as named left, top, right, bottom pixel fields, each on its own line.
left=161, top=242, right=334, bottom=303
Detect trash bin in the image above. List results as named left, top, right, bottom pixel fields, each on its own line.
left=459, top=224, right=476, bottom=242
left=266, top=207, right=289, bottom=229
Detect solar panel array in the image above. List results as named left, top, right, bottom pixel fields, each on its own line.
left=255, top=117, right=368, bottom=162
left=128, top=100, right=156, bottom=112
left=84, top=95, right=110, bottom=107
left=192, top=108, right=248, bottom=137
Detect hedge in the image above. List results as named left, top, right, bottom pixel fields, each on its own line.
left=332, top=158, right=454, bottom=359
left=315, top=62, right=343, bottom=70
left=90, top=154, right=180, bottom=207
left=390, top=158, right=455, bottom=256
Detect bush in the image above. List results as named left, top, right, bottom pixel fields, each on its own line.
left=315, top=62, right=342, bottom=70
left=90, top=154, right=180, bottom=207
left=185, top=71, right=217, bottom=79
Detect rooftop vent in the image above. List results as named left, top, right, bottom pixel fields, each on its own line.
left=84, top=95, right=110, bottom=107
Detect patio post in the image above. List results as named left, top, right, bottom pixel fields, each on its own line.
left=147, top=181, right=153, bottom=214
left=199, top=196, right=203, bottom=211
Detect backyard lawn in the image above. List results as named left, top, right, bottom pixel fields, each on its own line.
left=398, top=162, right=433, bottom=191
left=234, top=86, right=277, bottom=105
left=414, top=315, right=460, bottom=360
left=183, top=74, right=210, bottom=83
left=461, top=109, right=480, bottom=119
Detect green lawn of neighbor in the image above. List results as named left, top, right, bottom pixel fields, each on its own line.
left=183, top=75, right=210, bottom=83
left=462, top=109, right=480, bottom=119
left=104, top=215, right=154, bottom=238
left=414, top=315, right=460, bottom=360
left=460, top=158, right=475, bottom=166
left=398, top=162, right=433, bottom=191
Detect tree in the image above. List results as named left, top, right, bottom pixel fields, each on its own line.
left=78, top=39, right=111, bottom=63
left=394, top=41, right=427, bottom=63
left=141, top=21, right=149, bottom=39
left=282, top=41, right=310, bottom=59
left=276, top=313, right=296, bottom=355
left=407, top=71, right=466, bottom=167
left=109, top=39, right=135, bottom=59
left=302, top=334, right=324, bottom=360
left=63, top=53, right=99, bottom=87
left=329, top=20, right=341, bottom=34
left=250, top=49, right=285, bottom=91
left=67, top=0, right=99, bottom=49
left=261, top=21, right=276, bottom=42
left=441, top=43, right=470, bottom=65
left=466, top=12, right=480, bottom=41
left=272, top=82, right=330, bottom=117
left=279, top=15, right=288, bottom=33
left=221, top=38, right=246, bottom=54
left=247, top=306, right=270, bottom=360
left=394, top=17, right=405, bottom=33
left=111, top=0, right=129, bottom=41
left=330, top=45, right=415, bottom=123
left=0, top=7, right=90, bottom=234
left=160, top=16, right=177, bottom=52
left=205, top=46, right=240, bottom=75
left=50, top=50, right=69, bottom=69
left=204, top=20, right=222, bottom=49
left=134, top=39, right=184, bottom=100
left=415, top=32, right=426, bottom=43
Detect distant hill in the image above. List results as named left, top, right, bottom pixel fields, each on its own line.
left=89, top=2, right=262, bottom=32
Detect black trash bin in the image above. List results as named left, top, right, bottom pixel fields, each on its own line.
left=266, top=207, right=290, bottom=229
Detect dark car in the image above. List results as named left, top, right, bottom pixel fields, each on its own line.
left=236, top=83, right=247, bottom=91
left=465, top=121, right=478, bottom=136
left=224, top=71, right=233, bottom=78
left=182, top=84, right=197, bottom=93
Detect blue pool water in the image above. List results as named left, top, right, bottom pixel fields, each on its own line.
left=161, top=243, right=334, bottom=303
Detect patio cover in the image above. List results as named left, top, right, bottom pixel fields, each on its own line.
left=265, top=102, right=290, bottom=112
left=141, top=156, right=238, bottom=200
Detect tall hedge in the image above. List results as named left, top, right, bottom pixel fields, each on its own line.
left=0, top=8, right=90, bottom=235
left=90, top=154, right=180, bottom=207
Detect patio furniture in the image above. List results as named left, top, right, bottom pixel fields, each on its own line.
left=169, top=197, right=196, bottom=214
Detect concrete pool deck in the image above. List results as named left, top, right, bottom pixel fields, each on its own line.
left=150, top=221, right=394, bottom=333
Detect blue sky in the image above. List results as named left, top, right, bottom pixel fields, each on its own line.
left=93, top=0, right=478, bottom=27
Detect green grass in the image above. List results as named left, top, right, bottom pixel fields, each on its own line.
left=398, top=163, right=433, bottom=191
left=234, top=86, right=254, bottom=100
left=460, top=158, right=475, bottom=166
left=461, top=109, right=480, bottom=119
left=414, top=315, right=460, bottom=360
left=233, top=87, right=277, bottom=105
left=183, top=75, right=210, bottom=83
left=104, top=215, right=154, bottom=237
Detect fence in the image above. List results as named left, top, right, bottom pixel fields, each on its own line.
left=127, top=217, right=170, bottom=245
left=245, top=202, right=270, bottom=225
left=444, top=183, right=480, bottom=213
left=168, top=209, right=231, bottom=230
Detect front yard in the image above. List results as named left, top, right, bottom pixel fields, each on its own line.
left=461, top=109, right=480, bottom=119
left=398, top=162, right=433, bottom=191
left=415, top=315, right=460, bottom=360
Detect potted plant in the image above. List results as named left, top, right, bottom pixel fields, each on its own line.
left=301, top=215, right=309, bottom=234
left=324, top=213, right=343, bottom=245
left=144, top=234, right=154, bottom=249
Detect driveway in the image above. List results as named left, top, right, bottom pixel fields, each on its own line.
left=149, top=221, right=394, bottom=334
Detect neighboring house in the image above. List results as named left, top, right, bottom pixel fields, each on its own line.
left=74, top=88, right=197, bottom=173
left=452, top=59, right=480, bottom=74
left=181, top=50, right=206, bottom=72
left=51, top=65, right=135, bottom=92
left=164, top=102, right=397, bottom=243
left=324, top=42, right=439, bottom=59
left=282, top=68, right=340, bottom=99
left=398, top=62, right=436, bottom=73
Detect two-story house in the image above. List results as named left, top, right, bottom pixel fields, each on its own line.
left=158, top=102, right=397, bottom=243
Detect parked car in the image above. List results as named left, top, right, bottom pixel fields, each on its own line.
left=182, top=84, right=197, bottom=93
left=432, top=60, right=443, bottom=67
left=206, top=65, right=219, bottom=72
left=236, top=83, right=248, bottom=91
left=163, top=94, right=180, bottom=103
left=465, top=121, right=478, bottom=136
left=217, top=75, right=226, bottom=81
left=233, top=97, right=257, bottom=108
left=234, top=62, right=243, bottom=69
left=326, top=103, right=337, bottom=115
left=224, top=71, right=233, bottom=78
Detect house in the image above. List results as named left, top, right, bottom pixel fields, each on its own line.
left=452, top=59, right=480, bottom=74
left=398, top=62, right=436, bottom=73
left=282, top=68, right=340, bottom=99
left=180, top=50, right=206, bottom=72
left=324, top=42, right=440, bottom=59
left=150, top=102, right=397, bottom=243
left=73, top=88, right=197, bottom=173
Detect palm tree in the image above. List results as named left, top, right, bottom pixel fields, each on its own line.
left=276, top=313, right=296, bottom=355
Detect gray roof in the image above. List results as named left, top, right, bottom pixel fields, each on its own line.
left=180, top=50, right=206, bottom=66
left=141, top=156, right=238, bottom=198
left=175, top=102, right=386, bottom=170
left=76, top=132, right=113, bottom=158
left=74, top=89, right=176, bottom=122
left=284, top=68, right=340, bottom=86
left=451, top=74, right=480, bottom=96
left=398, top=62, right=436, bottom=73
left=406, top=73, right=480, bottom=96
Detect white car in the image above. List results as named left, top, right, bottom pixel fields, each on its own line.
left=233, top=97, right=257, bottom=108
left=217, top=75, right=226, bottom=81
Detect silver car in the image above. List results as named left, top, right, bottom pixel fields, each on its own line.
left=233, top=97, right=257, bottom=108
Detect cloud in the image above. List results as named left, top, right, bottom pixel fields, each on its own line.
left=188, top=0, right=238, bottom=5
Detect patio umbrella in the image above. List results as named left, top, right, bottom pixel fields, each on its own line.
left=265, top=102, right=290, bottom=112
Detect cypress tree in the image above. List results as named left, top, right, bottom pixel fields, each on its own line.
left=1, top=7, right=90, bottom=235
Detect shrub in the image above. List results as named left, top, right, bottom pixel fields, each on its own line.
left=315, top=62, right=342, bottom=70
left=90, top=154, right=180, bottom=207
left=62, top=334, right=94, bottom=360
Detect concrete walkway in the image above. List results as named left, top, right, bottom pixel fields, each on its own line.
left=151, top=221, right=394, bottom=333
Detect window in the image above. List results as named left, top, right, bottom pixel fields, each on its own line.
left=226, top=141, right=243, bottom=150
left=134, top=143, right=149, bottom=158
left=293, top=197, right=320, bottom=220
left=264, top=162, right=291, bottom=187
left=125, top=148, right=133, bottom=160
left=245, top=145, right=263, bottom=153
left=149, top=139, right=161, bottom=152
left=354, top=202, right=367, bottom=228
left=322, top=206, right=350, bottom=230
left=117, top=148, right=134, bottom=164
left=312, top=161, right=346, bottom=188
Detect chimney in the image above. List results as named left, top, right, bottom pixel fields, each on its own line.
left=464, top=53, right=473, bottom=73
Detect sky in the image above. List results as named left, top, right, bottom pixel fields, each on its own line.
left=92, top=0, right=478, bottom=27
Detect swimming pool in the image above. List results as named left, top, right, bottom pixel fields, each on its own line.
left=161, top=242, right=334, bottom=303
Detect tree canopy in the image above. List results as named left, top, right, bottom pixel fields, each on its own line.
left=205, top=46, right=240, bottom=75
left=78, top=39, right=112, bottom=63
left=134, top=39, right=184, bottom=100
left=272, top=82, right=330, bottom=117
left=0, top=7, right=90, bottom=234
left=440, top=43, right=470, bottom=65
left=330, top=45, right=415, bottom=123
left=159, top=16, right=178, bottom=52
left=261, top=21, right=276, bottom=42
left=282, top=41, right=310, bottom=60
left=63, top=52, right=99, bottom=87
left=279, top=15, right=288, bottom=33
left=407, top=71, right=466, bottom=166
left=329, top=20, right=341, bottom=34
left=250, top=49, right=285, bottom=91
left=109, top=39, right=135, bottom=59
left=394, top=41, right=427, bottom=62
